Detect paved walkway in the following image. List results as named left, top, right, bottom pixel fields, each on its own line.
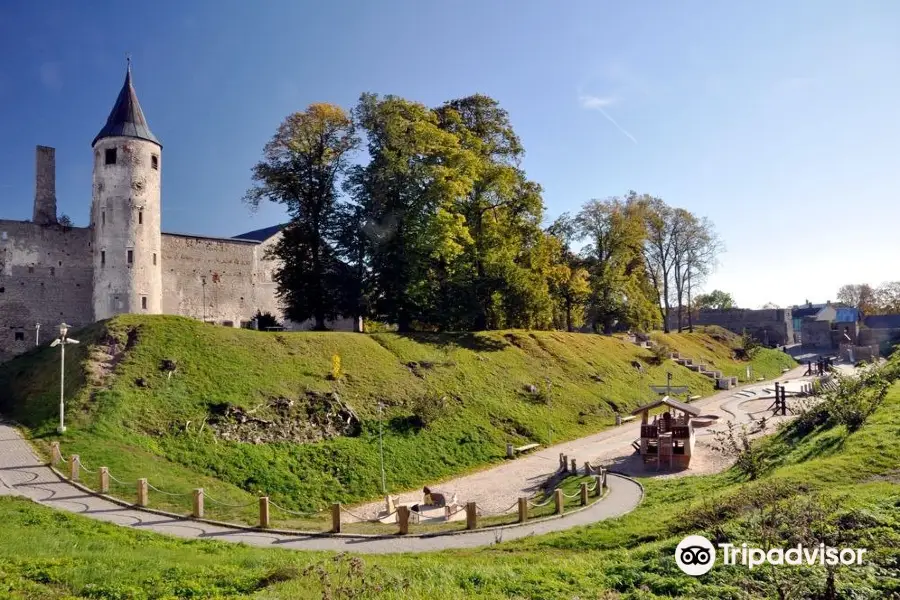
left=353, top=364, right=818, bottom=517
left=0, top=422, right=643, bottom=554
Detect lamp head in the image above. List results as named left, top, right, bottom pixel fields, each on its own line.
left=59, top=323, right=70, bottom=338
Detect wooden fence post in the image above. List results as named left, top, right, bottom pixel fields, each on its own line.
left=258, top=497, right=270, bottom=528
left=137, top=478, right=148, bottom=507
left=554, top=489, right=564, bottom=515
left=602, top=468, right=608, bottom=490
left=193, top=489, right=204, bottom=518
left=397, top=505, right=410, bottom=535
left=69, top=455, right=79, bottom=481
left=466, top=502, right=477, bottom=530
left=99, top=467, right=109, bottom=494
left=570, top=458, right=577, bottom=473
left=50, top=442, right=61, bottom=465
left=331, top=503, right=342, bottom=533
left=562, top=455, right=569, bottom=472
left=584, top=461, right=592, bottom=475
left=594, top=475, right=603, bottom=497
left=506, top=443, right=514, bottom=459
left=580, top=482, right=589, bottom=506
left=518, top=497, right=528, bottom=523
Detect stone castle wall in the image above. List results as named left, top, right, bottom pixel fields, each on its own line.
left=161, top=233, right=280, bottom=327
left=0, top=220, right=93, bottom=362
left=667, top=308, right=795, bottom=346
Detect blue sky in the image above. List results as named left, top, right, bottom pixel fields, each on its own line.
left=1, top=1, right=898, bottom=309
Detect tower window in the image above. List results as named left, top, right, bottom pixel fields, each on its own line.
left=152, top=253, right=157, bottom=265
left=139, top=210, right=143, bottom=225
left=102, top=211, right=106, bottom=225
left=105, top=148, right=117, bottom=165
left=151, top=154, right=159, bottom=170
left=127, top=250, right=133, bottom=264
left=14, top=332, right=24, bottom=342
left=28, top=266, right=34, bottom=274
left=141, top=296, right=147, bottom=309
left=101, top=251, right=106, bottom=266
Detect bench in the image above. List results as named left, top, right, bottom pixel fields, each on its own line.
left=506, top=442, right=541, bottom=458
left=615, top=414, right=636, bottom=426
left=689, top=395, right=701, bottom=401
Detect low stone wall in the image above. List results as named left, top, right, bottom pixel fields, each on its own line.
left=667, top=308, right=794, bottom=346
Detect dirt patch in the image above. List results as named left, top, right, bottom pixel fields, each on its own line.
left=209, top=391, right=361, bottom=444
left=87, top=328, right=138, bottom=387
left=405, top=360, right=456, bottom=378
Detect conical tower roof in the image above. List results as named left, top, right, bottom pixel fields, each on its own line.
left=92, top=60, right=161, bottom=148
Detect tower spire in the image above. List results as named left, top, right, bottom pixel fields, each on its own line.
left=91, top=60, right=160, bottom=148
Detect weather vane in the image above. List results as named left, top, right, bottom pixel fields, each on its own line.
left=126, top=53, right=131, bottom=71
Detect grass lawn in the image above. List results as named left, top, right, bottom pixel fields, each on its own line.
left=2, top=369, right=898, bottom=599
left=0, top=316, right=793, bottom=519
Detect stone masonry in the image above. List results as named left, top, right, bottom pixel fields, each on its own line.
left=0, top=65, right=350, bottom=362
left=667, top=308, right=795, bottom=346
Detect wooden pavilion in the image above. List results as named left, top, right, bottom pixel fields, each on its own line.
left=631, top=396, right=701, bottom=470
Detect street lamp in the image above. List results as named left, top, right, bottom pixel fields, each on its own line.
left=545, top=378, right=553, bottom=445
left=49, top=323, right=79, bottom=434
left=377, top=402, right=386, bottom=495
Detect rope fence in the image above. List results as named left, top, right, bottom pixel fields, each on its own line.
left=49, top=441, right=611, bottom=536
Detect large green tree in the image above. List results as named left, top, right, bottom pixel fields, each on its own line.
left=434, top=95, right=549, bottom=330
left=577, top=195, right=659, bottom=333
left=345, top=94, right=478, bottom=332
left=694, top=289, right=736, bottom=310
left=547, top=213, right=590, bottom=331
left=244, top=104, right=359, bottom=330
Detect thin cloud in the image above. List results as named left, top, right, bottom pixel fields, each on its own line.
left=578, top=94, right=638, bottom=145
left=579, top=94, right=617, bottom=110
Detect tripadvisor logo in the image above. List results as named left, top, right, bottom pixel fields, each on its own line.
left=675, top=535, right=867, bottom=576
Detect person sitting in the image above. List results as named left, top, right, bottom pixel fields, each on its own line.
left=411, top=486, right=446, bottom=513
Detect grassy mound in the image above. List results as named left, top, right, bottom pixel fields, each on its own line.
left=0, top=315, right=793, bottom=516
left=3, top=357, right=899, bottom=598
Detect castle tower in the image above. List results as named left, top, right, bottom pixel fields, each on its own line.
left=91, top=60, right=163, bottom=320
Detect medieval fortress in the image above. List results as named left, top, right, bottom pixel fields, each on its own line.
left=0, top=66, right=347, bottom=362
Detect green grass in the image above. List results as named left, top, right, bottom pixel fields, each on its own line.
left=2, top=374, right=898, bottom=599
left=0, top=315, right=793, bottom=519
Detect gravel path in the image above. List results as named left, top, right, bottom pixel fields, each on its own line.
left=0, top=421, right=643, bottom=554
left=352, top=364, right=819, bottom=516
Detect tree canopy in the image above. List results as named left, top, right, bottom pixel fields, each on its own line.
left=245, top=95, right=722, bottom=334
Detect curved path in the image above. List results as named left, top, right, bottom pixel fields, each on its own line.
left=0, top=421, right=643, bottom=554
left=0, top=363, right=832, bottom=554
left=353, top=364, right=818, bottom=517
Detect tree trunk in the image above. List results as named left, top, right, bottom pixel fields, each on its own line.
left=565, top=297, right=573, bottom=332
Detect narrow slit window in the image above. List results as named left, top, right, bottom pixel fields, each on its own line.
left=105, top=148, right=117, bottom=165
left=101, top=251, right=106, bottom=266
left=151, top=154, right=159, bottom=170
left=141, top=297, right=147, bottom=309
left=138, top=210, right=143, bottom=225
left=152, top=253, right=157, bottom=265
left=102, top=211, right=106, bottom=225
left=127, top=250, right=133, bottom=264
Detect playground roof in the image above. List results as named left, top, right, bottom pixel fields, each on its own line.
left=631, top=396, right=702, bottom=417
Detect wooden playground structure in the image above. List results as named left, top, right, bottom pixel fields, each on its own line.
left=630, top=396, right=701, bottom=470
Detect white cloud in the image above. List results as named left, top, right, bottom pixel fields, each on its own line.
left=578, top=94, right=638, bottom=145
left=578, top=94, right=617, bottom=110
